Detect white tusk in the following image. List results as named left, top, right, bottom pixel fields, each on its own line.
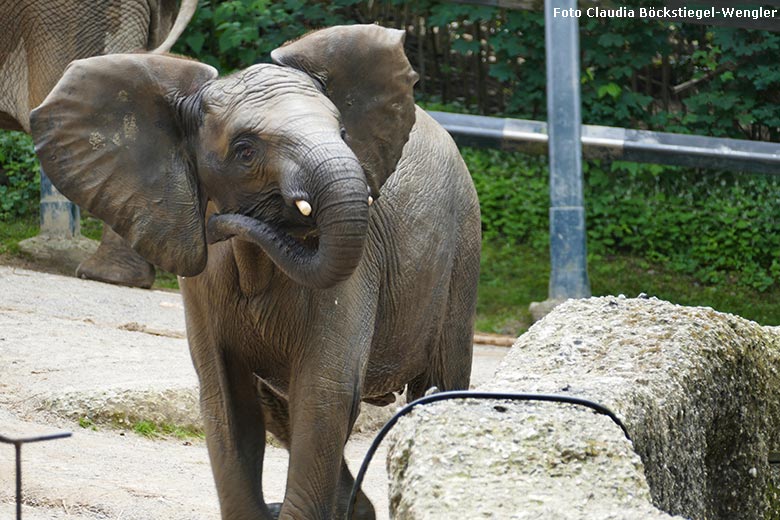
left=368, top=196, right=374, bottom=206
left=295, top=200, right=312, bottom=216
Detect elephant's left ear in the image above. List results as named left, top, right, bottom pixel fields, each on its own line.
left=271, top=24, right=418, bottom=197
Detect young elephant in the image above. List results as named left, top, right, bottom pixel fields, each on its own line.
left=32, top=25, right=481, bottom=520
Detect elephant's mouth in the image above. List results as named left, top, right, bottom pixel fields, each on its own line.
left=206, top=176, right=369, bottom=289
left=206, top=212, right=318, bottom=251
left=280, top=222, right=319, bottom=243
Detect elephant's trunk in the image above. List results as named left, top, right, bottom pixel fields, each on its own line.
left=207, top=153, right=370, bottom=290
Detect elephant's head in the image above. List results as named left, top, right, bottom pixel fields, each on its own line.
left=30, top=25, right=418, bottom=289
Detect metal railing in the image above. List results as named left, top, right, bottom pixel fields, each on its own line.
left=429, top=110, right=780, bottom=175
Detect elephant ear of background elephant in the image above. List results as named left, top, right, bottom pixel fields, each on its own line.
left=30, top=54, right=218, bottom=277
left=271, top=24, right=419, bottom=198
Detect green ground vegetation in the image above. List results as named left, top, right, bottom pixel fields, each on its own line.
left=77, top=414, right=204, bottom=440
left=132, top=420, right=204, bottom=440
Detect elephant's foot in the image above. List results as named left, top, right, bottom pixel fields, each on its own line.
left=76, top=226, right=155, bottom=288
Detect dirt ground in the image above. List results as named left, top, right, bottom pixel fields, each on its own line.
left=0, top=264, right=507, bottom=519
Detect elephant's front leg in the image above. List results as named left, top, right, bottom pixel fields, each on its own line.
left=281, top=367, right=366, bottom=520
left=194, top=345, right=273, bottom=519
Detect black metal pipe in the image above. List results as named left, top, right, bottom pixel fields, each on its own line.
left=15, top=443, right=21, bottom=520
left=0, top=432, right=73, bottom=445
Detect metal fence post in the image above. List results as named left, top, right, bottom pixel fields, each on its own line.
left=39, top=168, right=80, bottom=238
left=17, top=166, right=94, bottom=272
left=544, top=0, right=591, bottom=301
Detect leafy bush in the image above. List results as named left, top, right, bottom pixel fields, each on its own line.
left=463, top=147, right=780, bottom=292
left=0, top=131, right=40, bottom=221
left=585, top=162, right=780, bottom=292
left=462, top=148, right=549, bottom=250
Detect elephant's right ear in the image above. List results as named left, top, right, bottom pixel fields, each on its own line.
left=30, top=54, right=217, bottom=277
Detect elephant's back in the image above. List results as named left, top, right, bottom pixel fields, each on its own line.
left=380, top=106, right=480, bottom=237
left=394, top=107, right=478, bottom=205
left=0, top=0, right=152, bottom=132
left=362, top=106, right=481, bottom=397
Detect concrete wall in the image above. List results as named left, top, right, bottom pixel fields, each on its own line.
left=387, top=297, right=780, bottom=519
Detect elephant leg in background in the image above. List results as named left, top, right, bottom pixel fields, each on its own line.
left=407, top=221, right=481, bottom=403
left=257, top=377, right=376, bottom=520
left=335, top=458, right=376, bottom=520
left=76, top=225, right=156, bottom=288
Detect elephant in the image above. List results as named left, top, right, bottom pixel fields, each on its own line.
left=0, top=0, right=197, bottom=288
left=31, top=24, right=481, bottom=519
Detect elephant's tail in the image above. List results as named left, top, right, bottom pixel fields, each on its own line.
left=151, top=0, right=198, bottom=54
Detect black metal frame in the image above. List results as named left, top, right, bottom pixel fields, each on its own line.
left=0, top=432, right=72, bottom=520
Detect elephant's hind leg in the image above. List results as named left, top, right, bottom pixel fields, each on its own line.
left=257, top=376, right=291, bottom=448
left=408, top=231, right=480, bottom=402
left=76, top=225, right=156, bottom=288
left=256, top=377, right=290, bottom=520
left=336, top=459, right=376, bottom=520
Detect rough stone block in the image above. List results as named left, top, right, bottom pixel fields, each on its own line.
left=387, top=297, right=780, bottom=519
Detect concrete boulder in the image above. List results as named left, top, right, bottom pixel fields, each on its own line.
left=387, top=297, right=780, bottom=519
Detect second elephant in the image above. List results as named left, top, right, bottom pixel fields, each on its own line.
left=0, top=0, right=196, bottom=288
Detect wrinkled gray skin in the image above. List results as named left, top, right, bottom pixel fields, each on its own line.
left=0, top=0, right=196, bottom=288
left=31, top=25, right=481, bottom=520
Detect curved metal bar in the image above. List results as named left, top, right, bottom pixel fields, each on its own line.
left=346, top=390, right=630, bottom=519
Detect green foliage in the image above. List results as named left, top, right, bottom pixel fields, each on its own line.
left=0, top=217, right=38, bottom=255
left=78, top=416, right=97, bottom=430
left=464, top=146, right=780, bottom=293
left=482, top=240, right=780, bottom=336
left=154, top=271, right=181, bottom=291
left=174, top=0, right=358, bottom=72
left=476, top=240, right=547, bottom=334
left=80, top=215, right=103, bottom=241
left=461, top=148, right=549, bottom=249
left=0, top=131, right=40, bottom=221
left=586, top=163, right=780, bottom=292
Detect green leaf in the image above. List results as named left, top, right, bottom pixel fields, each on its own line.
left=597, top=83, right=621, bottom=99
left=451, top=38, right=481, bottom=55
left=597, top=33, right=625, bottom=48
left=719, top=70, right=734, bottom=82
left=185, top=33, right=205, bottom=54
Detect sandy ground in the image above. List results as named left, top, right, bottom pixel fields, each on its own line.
left=0, top=265, right=507, bottom=519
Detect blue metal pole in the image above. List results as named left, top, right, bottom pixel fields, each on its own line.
left=39, top=168, right=79, bottom=238
left=544, top=0, right=590, bottom=300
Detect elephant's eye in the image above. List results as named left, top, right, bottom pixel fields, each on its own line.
left=234, top=142, right=256, bottom=162
left=340, top=127, right=347, bottom=141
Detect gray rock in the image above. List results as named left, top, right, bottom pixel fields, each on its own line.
left=17, top=234, right=98, bottom=274
left=387, top=297, right=780, bottom=519
left=528, top=298, right=565, bottom=323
